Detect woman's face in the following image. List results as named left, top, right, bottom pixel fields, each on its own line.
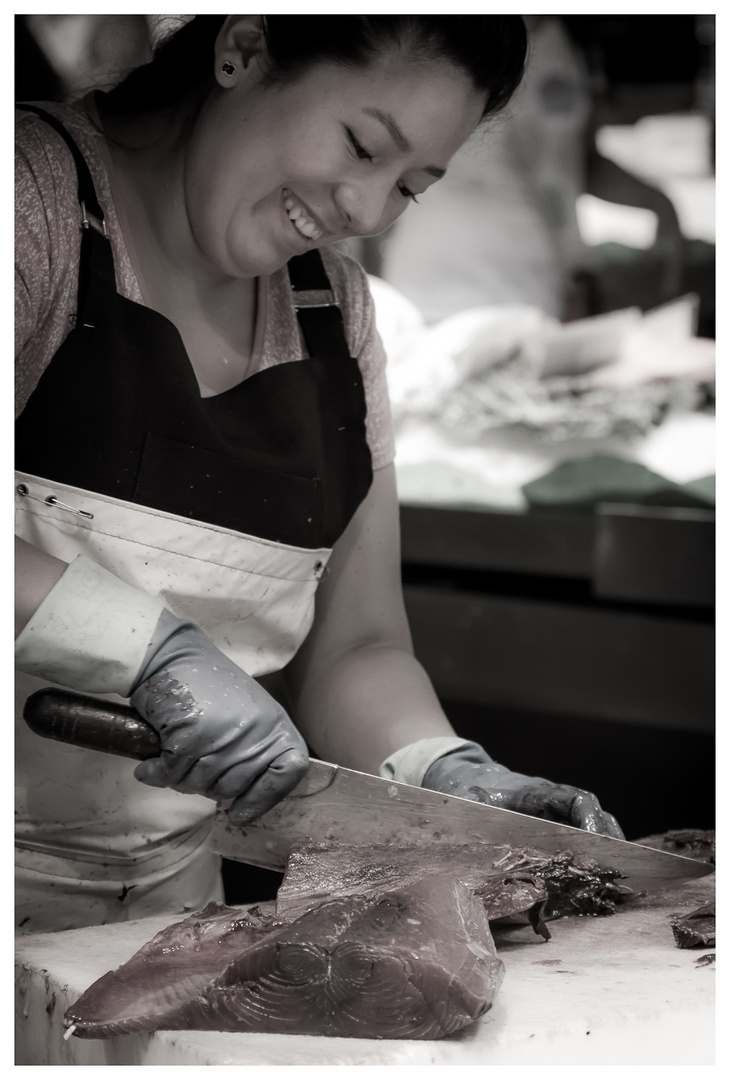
left=184, top=50, right=486, bottom=279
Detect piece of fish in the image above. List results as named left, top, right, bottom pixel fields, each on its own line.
left=63, top=900, right=285, bottom=1038
left=669, top=901, right=716, bottom=949
left=634, top=828, right=715, bottom=866
left=63, top=841, right=629, bottom=1041
left=276, top=842, right=629, bottom=932
left=487, top=846, right=632, bottom=919
left=65, top=876, right=504, bottom=1041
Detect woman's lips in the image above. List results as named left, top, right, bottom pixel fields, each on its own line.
left=282, top=189, right=324, bottom=242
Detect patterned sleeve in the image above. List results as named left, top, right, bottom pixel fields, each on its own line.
left=320, top=247, right=395, bottom=471
left=15, top=125, right=52, bottom=346
left=15, top=111, right=80, bottom=418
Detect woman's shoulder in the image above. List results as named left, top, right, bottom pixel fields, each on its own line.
left=16, top=99, right=103, bottom=161
left=15, top=100, right=106, bottom=221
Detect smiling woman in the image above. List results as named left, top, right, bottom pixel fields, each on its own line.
left=94, top=16, right=522, bottom=283
left=15, top=15, right=621, bottom=938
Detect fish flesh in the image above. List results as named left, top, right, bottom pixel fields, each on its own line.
left=62, top=900, right=285, bottom=1038
left=634, top=828, right=715, bottom=865
left=64, top=875, right=504, bottom=1040
left=669, top=901, right=715, bottom=950
left=277, top=842, right=629, bottom=929
left=486, top=846, right=632, bottom=919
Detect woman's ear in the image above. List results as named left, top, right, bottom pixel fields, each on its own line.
left=214, top=15, right=266, bottom=86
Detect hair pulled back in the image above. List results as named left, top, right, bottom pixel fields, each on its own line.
left=102, top=14, right=526, bottom=122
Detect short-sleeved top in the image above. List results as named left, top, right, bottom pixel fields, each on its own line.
left=15, top=99, right=395, bottom=469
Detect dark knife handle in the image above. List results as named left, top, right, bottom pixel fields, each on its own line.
left=23, top=688, right=161, bottom=761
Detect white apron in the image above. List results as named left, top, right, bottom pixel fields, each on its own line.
left=15, top=471, right=331, bottom=935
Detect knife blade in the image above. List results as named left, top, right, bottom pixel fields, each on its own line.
left=24, top=688, right=713, bottom=886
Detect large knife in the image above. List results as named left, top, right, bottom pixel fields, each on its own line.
left=23, top=688, right=713, bottom=887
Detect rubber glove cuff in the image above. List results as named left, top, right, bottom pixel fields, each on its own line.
left=15, top=554, right=164, bottom=696
left=379, top=737, right=471, bottom=787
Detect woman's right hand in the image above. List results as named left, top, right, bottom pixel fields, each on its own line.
left=130, top=610, right=309, bottom=824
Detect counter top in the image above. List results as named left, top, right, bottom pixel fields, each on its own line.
left=15, top=873, right=714, bottom=1066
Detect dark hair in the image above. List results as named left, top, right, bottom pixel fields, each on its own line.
left=102, top=15, right=526, bottom=122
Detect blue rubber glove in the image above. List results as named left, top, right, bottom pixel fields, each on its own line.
left=422, top=741, right=624, bottom=839
left=130, top=610, right=308, bottom=825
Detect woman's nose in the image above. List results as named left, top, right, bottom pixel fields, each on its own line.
left=333, top=180, right=391, bottom=237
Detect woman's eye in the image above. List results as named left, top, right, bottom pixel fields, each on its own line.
left=345, top=127, right=419, bottom=203
left=346, top=129, right=373, bottom=162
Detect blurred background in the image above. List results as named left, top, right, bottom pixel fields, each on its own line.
left=16, top=16, right=715, bottom=873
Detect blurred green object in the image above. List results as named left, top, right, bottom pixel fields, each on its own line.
left=522, top=453, right=715, bottom=509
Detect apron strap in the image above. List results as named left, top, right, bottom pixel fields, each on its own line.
left=16, top=103, right=117, bottom=305
left=288, top=249, right=352, bottom=362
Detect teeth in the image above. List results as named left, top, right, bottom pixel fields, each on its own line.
left=283, top=191, right=323, bottom=240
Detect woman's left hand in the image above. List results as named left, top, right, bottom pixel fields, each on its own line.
left=422, top=741, right=624, bottom=839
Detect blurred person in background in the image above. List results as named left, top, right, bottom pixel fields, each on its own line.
left=16, top=14, right=152, bottom=101
left=380, top=16, right=684, bottom=325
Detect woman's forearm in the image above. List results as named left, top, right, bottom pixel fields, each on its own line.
left=15, top=537, right=68, bottom=638
left=285, top=640, right=457, bottom=774
left=282, top=465, right=458, bottom=773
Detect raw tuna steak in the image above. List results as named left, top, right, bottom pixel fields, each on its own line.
left=65, top=876, right=503, bottom=1040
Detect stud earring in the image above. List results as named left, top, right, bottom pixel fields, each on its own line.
left=221, top=62, right=236, bottom=77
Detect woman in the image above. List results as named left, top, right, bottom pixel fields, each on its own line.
left=15, top=15, right=622, bottom=936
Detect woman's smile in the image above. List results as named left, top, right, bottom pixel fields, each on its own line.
left=282, top=188, right=325, bottom=243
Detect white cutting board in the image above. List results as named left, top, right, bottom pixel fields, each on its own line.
left=15, top=874, right=714, bottom=1066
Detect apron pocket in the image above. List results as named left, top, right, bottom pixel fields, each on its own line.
left=134, top=432, right=325, bottom=548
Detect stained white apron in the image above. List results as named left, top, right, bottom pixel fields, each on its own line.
left=15, top=470, right=332, bottom=935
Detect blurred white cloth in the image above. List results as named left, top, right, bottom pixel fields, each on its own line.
left=371, top=276, right=713, bottom=414
left=369, top=276, right=715, bottom=510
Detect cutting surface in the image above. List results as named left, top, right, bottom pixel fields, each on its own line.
left=15, top=873, right=714, bottom=1066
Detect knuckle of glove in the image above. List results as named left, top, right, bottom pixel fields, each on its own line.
left=206, top=742, right=308, bottom=804
left=134, top=758, right=174, bottom=789
left=276, top=747, right=310, bottom=788
left=570, top=791, right=607, bottom=832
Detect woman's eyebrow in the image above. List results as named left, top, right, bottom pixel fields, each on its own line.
left=362, top=107, right=446, bottom=178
